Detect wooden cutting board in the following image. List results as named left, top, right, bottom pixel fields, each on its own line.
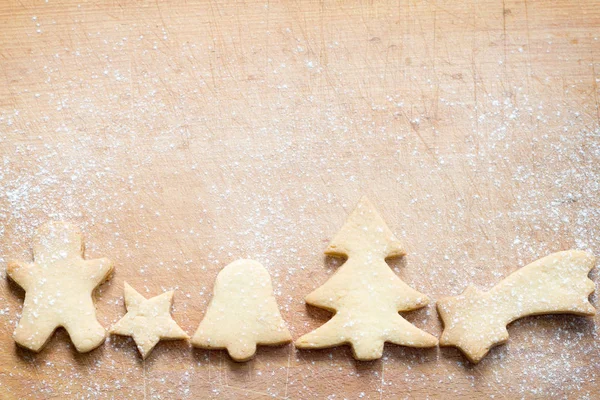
left=1, top=0, right=599, bottom=398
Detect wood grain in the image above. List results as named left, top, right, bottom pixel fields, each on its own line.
left=1, top=0, right=599, bottom=398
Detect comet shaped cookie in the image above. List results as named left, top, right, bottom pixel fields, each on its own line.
left=191, top=259, right=292, bottom=361
left=437, top=250, right=596, bottom=363
left=295, top=197, right=438, bottom=360
left=7, top=221, right=113, bottom=352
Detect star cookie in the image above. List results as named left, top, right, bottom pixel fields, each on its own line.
left=110, top=282, right=189, bottom=358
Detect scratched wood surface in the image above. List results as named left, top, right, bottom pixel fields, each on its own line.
left=1, top=0, right=599, bottom=399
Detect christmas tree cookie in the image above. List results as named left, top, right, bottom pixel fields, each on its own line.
left=191, top=259, right=292, bottom=361
left=7, top=221, right=113, bottom=352
left=295, top=197, right=438, bottom=360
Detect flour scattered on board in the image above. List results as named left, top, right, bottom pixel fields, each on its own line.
left=1, top=1, right=599, bottom=399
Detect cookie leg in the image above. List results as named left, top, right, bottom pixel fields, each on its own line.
left=64, top=317, right=107, bottom=353
left=14, top=316, right=58, bottom=352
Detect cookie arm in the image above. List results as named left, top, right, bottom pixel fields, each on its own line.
left=83, top=257, right=114, bottom=287
left=7, top=261, right=34, bottom=291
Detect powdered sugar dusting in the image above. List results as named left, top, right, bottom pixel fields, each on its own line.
left=1, top=0, right=599, bottom=399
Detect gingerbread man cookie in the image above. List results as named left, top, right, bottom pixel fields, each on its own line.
left=7, top=221, right=113, bottom=352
